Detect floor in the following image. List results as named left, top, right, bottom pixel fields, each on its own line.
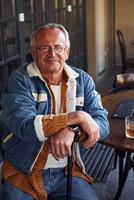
left=93, top=161, right=134, bottom=200
left=93, top=67, right=134, bottom=200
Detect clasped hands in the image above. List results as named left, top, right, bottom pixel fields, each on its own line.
left=49, top=111, right=100, bottom=160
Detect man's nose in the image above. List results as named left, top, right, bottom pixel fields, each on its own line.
left=47, top=48, right=56, bottom=56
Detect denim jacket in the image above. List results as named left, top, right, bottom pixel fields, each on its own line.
left=1, top=62, right=109, bottom=174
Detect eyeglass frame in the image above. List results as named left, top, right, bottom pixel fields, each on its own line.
left=33, top=45, right=67, bottom=54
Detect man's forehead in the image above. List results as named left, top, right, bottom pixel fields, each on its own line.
left=35, top=28, right=66, bottom=45
left=37, top=28, right=65, bottom=39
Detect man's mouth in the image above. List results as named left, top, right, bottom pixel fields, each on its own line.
left=47, top=59, right=56, bottom=62
left=47, top=59, right=57, bottom=63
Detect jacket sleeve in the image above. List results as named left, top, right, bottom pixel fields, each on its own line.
left=1, top=70, right=40, bottom=142
left=82, top=72, right=110, bottom=140
left=2, top=70, right=70, bottom=143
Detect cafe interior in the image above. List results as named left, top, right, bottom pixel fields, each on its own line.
left=0, top=0, right=134, bottom=199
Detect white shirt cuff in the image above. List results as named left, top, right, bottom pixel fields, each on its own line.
left=34, top=115, right=47, bottom=142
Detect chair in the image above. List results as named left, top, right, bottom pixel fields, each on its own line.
left=116, top=30, right=134, bottom=73
left=109, top=73, right=134, bottom=93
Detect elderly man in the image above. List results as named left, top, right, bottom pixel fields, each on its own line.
left=1, top=23, right=109, bottom=200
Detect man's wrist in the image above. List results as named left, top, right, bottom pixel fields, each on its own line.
left=67, top=111, right=81, bottom=126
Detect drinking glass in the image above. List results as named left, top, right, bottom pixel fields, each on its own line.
left=125, top=116, right=134, bottom=138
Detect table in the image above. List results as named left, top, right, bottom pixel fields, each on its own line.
left=101, top=90, right=134, bottom=200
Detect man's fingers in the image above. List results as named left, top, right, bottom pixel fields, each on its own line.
left=65, top=143, right=71, bottom=157
left=81, top=134, right=97, bottom=148
left=49, top=139, right=58, bottom=160
left=50, top=138, right=72, bottom=159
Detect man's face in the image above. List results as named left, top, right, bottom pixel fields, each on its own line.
left=31, top=28, right=70, bottom=75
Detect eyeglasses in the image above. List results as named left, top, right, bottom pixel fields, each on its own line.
left=34, top=45, right=66, bottom=54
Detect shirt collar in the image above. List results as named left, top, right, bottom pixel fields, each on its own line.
left=27, top=61, right=79, bottom=81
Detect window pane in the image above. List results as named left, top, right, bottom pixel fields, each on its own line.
left=50, top=12, right=59, bottom=23
left=7, top=58, right=21, bottom=77
left=77, top=7, right=85, bottom=29
left=70, top=33, right=77, bottom=59
left=59, top=0, right=66, bottom=8
left=67, top=9, right=77, bottom=32
left=34, top=0, right=43, bottom=13
left=77, top=0, right=83, bottom=6
left=1, top=0, right=15, bottom=18
left=67, top=0, right=76, bottom=6
left=22, top=0, right=31, bottom=19
left=0, top=77, right=2, bottom=103
left=59, top=10, right=67, bottom=25
left=49, top=0, right=58, bottom=10
left=0, top=28, right=4, bottom=61
left=0, top=65, right=6, bottom=104
left=21, top=1, right=32, bottom=53
left=3, top=21, right=18, bottom=58
left=34, top=15, right=43, bottom=26
left=24, top=21, right=32, bottom=55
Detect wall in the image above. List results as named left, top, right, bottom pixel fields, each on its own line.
left=115, top=0, right=134, bottom=66
left=95, top=0, right=106, bottom=75
left=86, top=0, right=111, bottom=81
left=86, top=0, right=97, bottom=80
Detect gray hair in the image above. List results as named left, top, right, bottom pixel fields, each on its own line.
left=30, top=23, right=70, bottom=49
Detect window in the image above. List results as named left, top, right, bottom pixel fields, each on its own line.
left=0, top=0, right=86, bottom=106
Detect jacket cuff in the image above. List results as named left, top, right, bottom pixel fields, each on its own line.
left=34, top=115, right=47, bottom=141
left=42, top=113, right=68, bottom=137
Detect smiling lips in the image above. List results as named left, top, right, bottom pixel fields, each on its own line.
left=46, top=58, right=58, bottom=63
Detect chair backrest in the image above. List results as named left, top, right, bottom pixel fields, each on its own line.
left=116, top=30, right=127, bottom=65
left=109, top=73, right=134, bottom=93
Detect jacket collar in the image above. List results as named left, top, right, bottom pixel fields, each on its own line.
left=27, top=62, right=44, bottom=82
left=64, top=63, right=79, bottom=80
left=27, top=62, right=79, bottom=81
